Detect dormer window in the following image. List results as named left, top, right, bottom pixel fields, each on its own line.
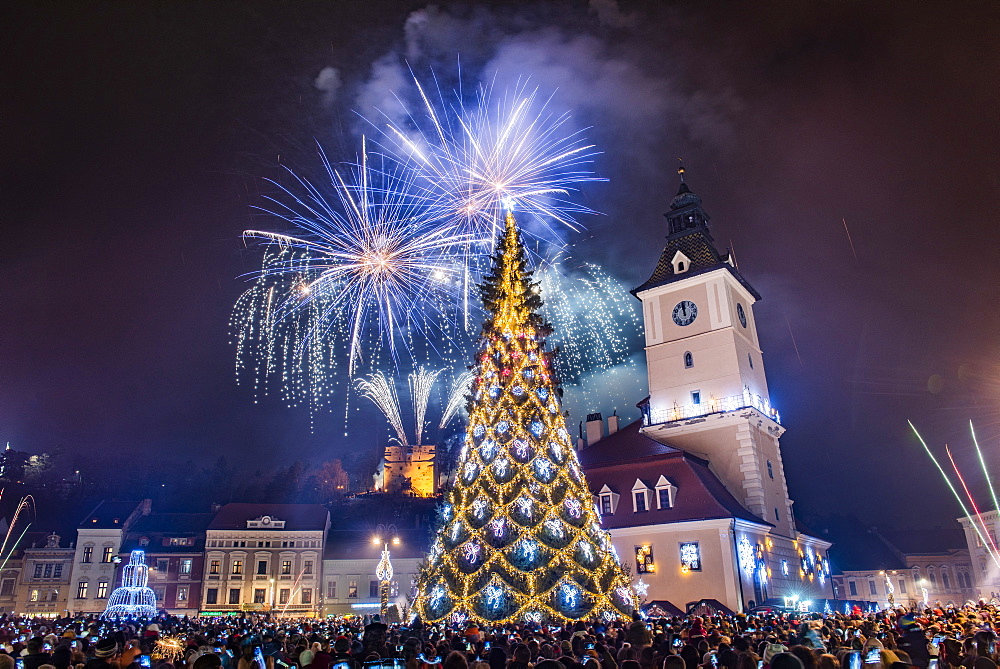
left=671, top=250, right=691, bottom=275
left=631, top=479, right=653, bottom=513
left=597, top=485, right=620, bottom=515
left=654, top=475, right=677, bottom=509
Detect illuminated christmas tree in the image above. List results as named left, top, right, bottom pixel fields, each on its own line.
left=415, top=212, right=636, bottom=624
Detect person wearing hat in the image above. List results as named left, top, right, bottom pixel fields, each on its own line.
left=84, top=639, right=119, bottom=669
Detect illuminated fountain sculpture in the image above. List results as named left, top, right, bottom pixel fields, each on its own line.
left=103, top=550, right=158, bottom=618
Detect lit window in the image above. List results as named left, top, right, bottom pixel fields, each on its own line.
left=282, top=560, right=292, bottom=575
left=635, top=545, right=655, bottom=574
left=301, top=588, right=312, bottom=604
left=82, top=547, right=93, bottom=563
left=232, top=560, right=243, bottom=575
left=304, top=560, right=313, bottom=575
left=679, top=542, right=701, bottom=572
left=781, top=560, right=789, bottom=576
left=253, top=589, right=266, bottom=604
left=348, top=580, right=358, bottom=598
left=30, top=590, right=39, bottom=602
left=209, top=560, right=220, bottom=575
left=684, top=352, right=693, bottom=369
left=177, top=586, right=188, bottom=601
left=97, top=581, right=108, bottom=599
left=101, top=547, right=114, bottom=563
left=76, top=581, right=88, bottom=599
left=179, top=559, right=192, bottom=574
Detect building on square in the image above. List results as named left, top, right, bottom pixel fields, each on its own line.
left=15, top=533, right=74, bottom=617
left=580, top=167, right=833, bottom=613
left=119, top=512, right=214, bottom=615
left=69, top=500, right=149, bottom=615
left=201, top=503, right=328, bottom=616
left=321, top=529, right=427, bottom=618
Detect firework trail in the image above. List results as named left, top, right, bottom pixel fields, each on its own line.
left=0, top=493, right=34, bottom=572
left=971, top=421, right=1000, bottom=513
left=910, top=421, right=1000, bottom=569
left=408, top=366, right=443, bottom=445
left=357, top=372, right=409, bottom=446
left=439, top=371, right=474, bottom=429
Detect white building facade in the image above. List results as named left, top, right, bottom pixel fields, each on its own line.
left=581, top=167, right=833, bottom=614
left=201, top=504, right=329, bottom=616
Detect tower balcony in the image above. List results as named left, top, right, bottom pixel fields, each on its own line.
left=645, top=390, right=780, bottom=427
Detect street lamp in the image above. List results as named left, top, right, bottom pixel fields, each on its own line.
left=269, top=578, right=275, bottom=611
left=373, top=523, right=399, bottom=621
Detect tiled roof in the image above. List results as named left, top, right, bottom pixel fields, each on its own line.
left=78, top=500, right=144, bottom=529
left=580, top=420, right=768, bottom=528
left=208, top=504, right=329, bottom=531
left=632, top=229, right=761, bottom=298
left=122, top=513, right=214, bottom=553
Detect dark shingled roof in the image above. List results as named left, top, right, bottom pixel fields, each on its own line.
left=122, top=513, right=214, bottom=553
left=78, top=500, right=145, bottom=529
left=580, top=420, right=769, bottom=528
left=208, top=503, right=329, bottom=531
left=631, top=178, right=761, bottom=299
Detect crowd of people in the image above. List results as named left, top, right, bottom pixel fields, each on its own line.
left=2, top=605, right=1000, bottom=669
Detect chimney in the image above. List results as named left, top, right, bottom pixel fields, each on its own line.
left=576, top=422, right=586, bottom=452
left=608, top=411, right=620, bottom=435
left=586, top=413, right=605, bottom=446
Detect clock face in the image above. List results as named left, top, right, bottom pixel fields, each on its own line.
left=737, top=303, right=747, bottom=328
left=672, top=300, right=698, bottom=326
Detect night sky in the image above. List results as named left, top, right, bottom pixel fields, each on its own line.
left=2, top=1, right=999, bottom=530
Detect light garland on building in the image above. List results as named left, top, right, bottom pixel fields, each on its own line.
left=414, top=213, right=635, bottom=624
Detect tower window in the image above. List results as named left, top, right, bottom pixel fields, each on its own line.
left=684, top=352, right=693, bottom=368
left=691, top=391, right=701, bottom=405
left=748, top=354, right=754, bottom=369
left=767, top=460, right=774, bottom=479
left=774, top=508, right=780, bottom=521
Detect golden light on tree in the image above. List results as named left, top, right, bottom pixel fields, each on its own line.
left=414, top=212, right=635, bottom=624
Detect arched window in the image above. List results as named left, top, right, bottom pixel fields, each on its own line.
left=767, top=461, right=774, bottom=479
left=928, top=567, right=937, bottom=587
left=684, top=352, right=693, bottom=369
left=942, top=567, right=951, bottom=590
left=748, top=353, right=754, bottom=369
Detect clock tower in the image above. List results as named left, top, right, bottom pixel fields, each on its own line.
left=633, top=165, right=795, bottom=538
